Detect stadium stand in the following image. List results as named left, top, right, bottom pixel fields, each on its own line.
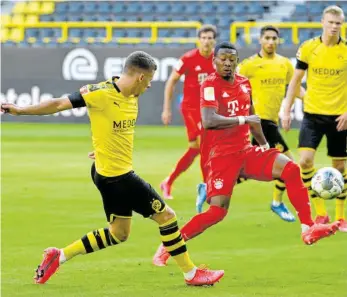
left=1, top=1, right=346, bottom=47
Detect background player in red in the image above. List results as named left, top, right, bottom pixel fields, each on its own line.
left=160, top=25, right=217, bottom=202
left=153, top=42, right=340, bottom=267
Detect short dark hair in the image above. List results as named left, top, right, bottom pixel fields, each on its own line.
left=214, top=42, right=238, bottom=56
left=260, top=25, right=280, bottom=37
left=124, top=51, right=157, bottom=73
left=197, top=24, right=218, bottom=39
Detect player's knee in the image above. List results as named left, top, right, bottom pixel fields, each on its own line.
left=109, top=225, right=130, bottom=242
left=332, top=160, right=346, bottom=173
left=189, top=139, right=199, bottom=149
left=152, top=206, right=176, bottom=224
left=299, top=156, right=314, bottom=170
left=281, top=161, right=301, bottom=181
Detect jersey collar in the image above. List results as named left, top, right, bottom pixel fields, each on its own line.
left=319, top=35, right=342, bottom=44
left=112, top=76, right=121, bottom=92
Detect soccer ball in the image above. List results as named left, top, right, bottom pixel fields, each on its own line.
left=311, top=167, right=344, bottom=200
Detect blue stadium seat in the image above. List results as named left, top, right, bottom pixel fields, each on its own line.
left=203, top=16, right=217, bottom=25
left=84, top=2, right=98, bottom=13
left=97, top=2, right=110, bottom=14
left=68, top=2, right=83, bottom=13
left=155, top=16, right=170, bottom=22
left=25, top=29, right=39, bottom=38
left=219, top=17, right=233, bottom=28
left=216, top=2, right=230, bottom=13
left=141, top=15, right=156, bottom=22
left=141, top=3, right=154, bottom=13
left=125, top=2, right=141, bottom=13
left=156, top=2, right=171, bottom=13
left=55, top=2, right=68, bottom=13
left=53, top=14, right=68, bottom=22
left=248, top=3, right=264, bottom=14
left=112, top=30, right=127, bottom=38
left=171, top=3, right=185, bottom=14
left=233, top=4, right=247, bottom=14
left=158, top=29, right=170, bottom=38
left=295, top=4, right=307, bottom=15
left=111, top=3, right=125, bottom=13
left=67, top=15, right=83, bottom=22
left=200, top=2, right=215, bottom=13
left=69, top=29, right=83, bottom=38
left=185, top=2, right=199, bottom=13
left=40, top=15, right=53, bottom=22
left=83, top=14, right=100, bottom=22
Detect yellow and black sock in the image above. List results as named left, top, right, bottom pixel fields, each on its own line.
left=301, top=167, right=327, bottom=216
left=159, top=217, right=195, bottom=273
left=273, top=178, right=286, bottom=203
left=336, top=172, right=347, bottom=221
left=62, top=228, right=121, bottom=261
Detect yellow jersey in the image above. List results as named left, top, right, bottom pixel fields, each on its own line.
left=238, top=53, right=293, bottom=123
left=296, top=36, right=347, bottom=115
left=70, top=77, right=138, bottom=177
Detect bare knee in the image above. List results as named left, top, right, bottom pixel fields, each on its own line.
left=109, top=223, right=130, bottom=242
left=189, top=139, right=200, bottom=149
left=299, top=156, right=314, bottom=170
left=151, top=206, right=176, bottom=225
left=332, top=160, right=346, bottom=173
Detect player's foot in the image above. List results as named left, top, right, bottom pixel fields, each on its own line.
left=160, top=178, right=173, bottom=200
left=196, top=183, right=207, bottom=213
left=314, top=215, right=330, bottom=224
left=153, top=243, right=170, bottom=266
left=34, top=247, right=61, bottom=284
left=302, top=222, right=340, bottom=245
left=270, top=202, right=296, bottom=222
left=338, top=219, right=347, bottom=232
left=185, top=268, right=224, bottom=286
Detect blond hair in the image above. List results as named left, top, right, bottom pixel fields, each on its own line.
left=323, top=5, right=345, bottom=18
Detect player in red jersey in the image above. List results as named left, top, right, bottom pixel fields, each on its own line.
left=160, top=25, right=217, bottom=202
left=153, top=42, right=341, bottom=267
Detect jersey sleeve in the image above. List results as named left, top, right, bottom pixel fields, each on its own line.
left=286, top=58, right=294, bottom=84
left=174, top=53, right=189, bottom=75
left=78, top=84, right=105, bottom=111
left=200, top=80, right=219, bottom=109
left=296, top=42, right=309, bottom=70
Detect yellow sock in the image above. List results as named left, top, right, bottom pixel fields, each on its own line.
left=159, top=217, right=195, bottom=273
left=63, top=228, right=121, bottom=261
left=336, top=172, right=347, bottom=220
left=273, top=179, right=286, bottom=203
left=311, top=198, right=327, bottom=216
left=335, top=199, right=346, bottom=220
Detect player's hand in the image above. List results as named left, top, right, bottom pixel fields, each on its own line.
left=88, top=151, right=95, bottom=160
left=281, top=113, right=291, bottom=132
left=161, top=109, right=172, bottom=125
left=1, top=103, right=22, bottom=115
left=336, top=112, right=347, bottom=132
left=245, top=115, right=261, bottom=127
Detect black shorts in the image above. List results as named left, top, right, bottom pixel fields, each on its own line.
left=252, top=119, right=289, bottom=153
left=91, top=163, right=166, bottom=222
left=299, top=112, right=347, bottom=158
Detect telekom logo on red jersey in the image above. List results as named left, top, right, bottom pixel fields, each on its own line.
left=227, top=100, right=239, bottom=116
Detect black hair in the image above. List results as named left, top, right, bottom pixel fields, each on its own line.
left=260, top=25, right=280, bottom=37
left=197, top=24, right=218, bottom=39
left=214, top=41, right=238, bottom=56
left=124, top=51, right=157, bottom=73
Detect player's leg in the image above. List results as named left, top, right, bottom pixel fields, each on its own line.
left=298, top=113, right=326, bottom=222
left=327, top=124, right=347, bottom=232
left=34, top=168, right=134, bottom=284
left=196, top=139, right=207, bottom=213
left=161, top=110, right=200, bottom=199
left=154, top=154, right=241, bottom=266
left=243, top=148, right=340, bottom=245
left=129, top=172, right=224, bottom=285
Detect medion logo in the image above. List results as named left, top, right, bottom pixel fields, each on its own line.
left=0, top=86, right=87, bottom=117
left=312, top=68, right=344, bottom=76
left=62, top=48, right=184, bottom=82
left=113, top=119, right=136, bottom=130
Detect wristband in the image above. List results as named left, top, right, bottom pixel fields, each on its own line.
left=238, top=116, right=245, bottom=125
left=260, top=143, right=270, bottom=150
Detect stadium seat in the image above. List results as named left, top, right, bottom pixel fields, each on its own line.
left=40, top=2, right=55, bottom=14
left=55, top=2, right=68, bottom=14
left=25, top=1, right=41, bottom=14
left=84, top=3, right=98, bottom=14
left=40, top=14, right=54, bottom=22
left=12, top=2, right=26, bottom=14
left=171, top=3, right=185, bottom=14
left=1, top=28, right=9, bottom=42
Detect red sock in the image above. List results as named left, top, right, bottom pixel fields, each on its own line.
left=167, top=147, right=199, bottom=185
left=281, top=161, right=314, bottom=226
left=180, top=205, right=228, bottom=241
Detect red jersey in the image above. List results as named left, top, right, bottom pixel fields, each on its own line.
left=200, top=72, right=252, bottom=159
left=175, top=48, right=214, bottom=110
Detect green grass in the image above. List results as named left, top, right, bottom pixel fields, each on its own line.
left=1, top=123, right=346, bottom=297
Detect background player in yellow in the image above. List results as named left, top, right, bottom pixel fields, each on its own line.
left=238, top=25, right=305, bottom=222
left=0, top=51, right=224, bottom=286
left=282, top=6, right=347, bottom=232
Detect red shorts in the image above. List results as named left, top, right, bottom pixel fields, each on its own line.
left=206, top=146, right=280, bottom=200
left=180, top=107, right=201, bottom=142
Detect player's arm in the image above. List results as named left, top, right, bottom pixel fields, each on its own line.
left=248, top=104, right=268, bottom=147
left=162, top=63, right=183, bottom=125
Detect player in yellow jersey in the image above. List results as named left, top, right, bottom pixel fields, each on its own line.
left=1, top=51, right=224, bottom=286
left=282, top=6, right=347, bottom=232
left=238, top=25, right=305, bottom=222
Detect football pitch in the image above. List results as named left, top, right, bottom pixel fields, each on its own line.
left=2, top=123, right=346, bottom=297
